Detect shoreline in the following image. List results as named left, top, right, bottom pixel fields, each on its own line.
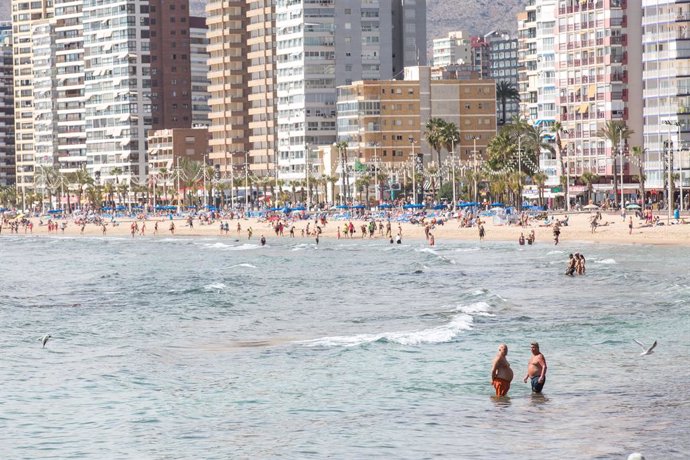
left=3, top=211, right=690, bottom=247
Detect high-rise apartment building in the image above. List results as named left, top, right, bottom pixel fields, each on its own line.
left=206, top=0, right=276, bottom=181
left=641, top=0, right=689, bottom=196
left=534, top=1, right=557, bottom=126
left=336, top=67, right=496, bottom=171
left=517, top=1, right=538, bottom=121
left=11, top=0, right=51, bottom=196
left=432, top=31, right=472, bottom=67
left=189, top=16, right=210, bottom=128
left=82, top=0, right=152, bottom=186
left=486, top=31, right=519, bottom=124
left=556, top=0, right=642, bottom=187
left=392, top=0, right=427, bottom=75
left=0, top=23, right=14, bottom=186
left=148, top=0, right=193, bottom=130
left=274, top=0, right=426, bottom=183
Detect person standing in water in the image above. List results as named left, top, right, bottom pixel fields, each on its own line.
left=491, top=343, right=514, bottom=397
left=523, top=342, right=547, bottom=393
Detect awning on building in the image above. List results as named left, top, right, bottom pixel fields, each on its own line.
left=578, top=103, right=589, bottom=113
left=588, top=85, right=596, bottom=98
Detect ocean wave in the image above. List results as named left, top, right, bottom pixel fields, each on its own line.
left=456, top=301, right=495, bottom=317
left=229, top=263, right=257, bottom=269
left=204, top=283, right=226, bottom=291
left=201, top=242, right=260, bottom=251
left=547, top=250, right=565, bottom=255
left=417, top=247, right=456, bottom=264
left=301, top=312, right=473, bottom=347
left=455, top=247, right=480, bottom=252
left=596, top=258, right=617, bottom=264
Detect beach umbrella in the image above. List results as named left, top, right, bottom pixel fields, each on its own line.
left=350, top=204, right=365, bottom=209
left=292, top=206, right=306, bottom=211
left=625, top=203, right=641, bottom=210
left=459, top=202, right=478, bottom=208
left=335, top=205, right=349, bottom=209
left=490, top=202, right=504, bottom=207
left=402, top=203, right=425, bottom=209
left=432, top=204, right=447, bottom=210
left=47, top=209, right=63, bottom=214
left=583, top=204, right=599, bottom=210
left=378, top=203, right=393, bottom=209
left=115, top=205, right=126, bottom=211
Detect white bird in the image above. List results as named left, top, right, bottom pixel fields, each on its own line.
left=41, top=335, right=51, bottom=348
left=633, top=339, right=657, bottom=356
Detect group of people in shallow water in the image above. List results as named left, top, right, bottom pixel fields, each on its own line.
left=565, top=252, right=586, bottom=276
left=518, top=230, right=536, bottom=245
left=491, top=342, right=547, bottom=397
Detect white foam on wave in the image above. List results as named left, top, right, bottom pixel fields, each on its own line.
left=417, top=247, right=456, bottom=264
left=456, top=301, right=495, bottom=317
left=596, top=258, right=617, bottom=264
left=455, top=247, right=480, bottom=252
left=301, top=313, right=473, bottom=347
left=202, top=242, right=259, bottom=251
left=547, top=250, right=565, bottom=255
left=204, top=282, right=226, bottom=291
left=229, top=263, right=257, bottom=269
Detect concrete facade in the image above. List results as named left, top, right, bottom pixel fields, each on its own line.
left=0, top=23, right=14, bottom=186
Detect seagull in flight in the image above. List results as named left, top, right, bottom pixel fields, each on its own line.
left=633, top=339, right=657, bottom=356
left=40, top=335, right=51, bottom=348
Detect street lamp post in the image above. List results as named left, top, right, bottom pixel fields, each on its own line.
left=244, top=150, right=249, bottom=216
left=305, top=144, right=311, bottom=209
left=517, top=134, right=523, bottom=211
left=663, top=120, right=679, bottom=223
left=372, top=143, right=381, bottom=204
left=472, top=136, right=479, bottom=204
left=409, top=136, right=417, bottom=204
left=451, top=138, right=457, bottom=209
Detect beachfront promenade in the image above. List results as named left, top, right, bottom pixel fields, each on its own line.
left=4, top=208, right=690, bottom=246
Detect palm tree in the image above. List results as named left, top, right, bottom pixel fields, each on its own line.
left=72, top=167, right=93, bottom=209
left=496, top=81, right=520, bottom=125
left=532, top=172, right=548, bottom=208
left=631, top=146, right=646, bottom=206
left=598, top=120, right=634, bottom=208
left=550, top=122, right=569, bottom=210
left=581, top=171, right=599, bottom=205
left=439, top=121, right=460, bottom=199
left=424, top=117, right=445, bottom=173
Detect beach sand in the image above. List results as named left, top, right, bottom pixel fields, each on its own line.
left=5, top=211, right=690, bottom=247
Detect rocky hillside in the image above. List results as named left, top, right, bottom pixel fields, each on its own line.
left=190, top=0, right=525, bottom=38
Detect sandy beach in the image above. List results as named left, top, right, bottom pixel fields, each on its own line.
left=5, top=210, right=690, bottom=246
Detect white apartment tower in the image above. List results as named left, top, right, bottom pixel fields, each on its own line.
left=0, top=23, right=14, bottom=186
left=275, top=0, right=425, bottom=182
left=535, top=0, right=557, bottom=126
left=82, top=0, right=151, bottom=185
left=517, top=0, right=538, bottom=121
left=11, top=0, right=51, bottom=196
left=189, top=17, right=210, bottom=128
left=641, top=0, right=690, bottom=198
left=432, top=31, right=472, bottom=67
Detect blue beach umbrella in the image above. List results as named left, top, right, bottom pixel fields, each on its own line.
left=432, top=204, right=447, bottom=210
left=350, top=204, right=365, bottom=209
left=335, top=205, right=349, bottom=209
left=292, top=206, right=306, bottom=211
left=378, top=203, right=393, bottom=209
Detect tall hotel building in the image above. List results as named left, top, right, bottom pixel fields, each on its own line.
left=82, top=0, right=151, bottom=185
left=0, top=23, right=14, bottom=186
left=206, top=0, right=276, bottom=179
left=276, top=0, right=426, bottom=182
left=556, top=0, right=642, bottom=183
left=641, top=1, right=690, bottom=193
left=11, top=0, right=51, bottom=196
left=206, top=0, right=426, bottom=183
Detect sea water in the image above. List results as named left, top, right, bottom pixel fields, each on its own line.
left=1, top=235, right=689, bottom=459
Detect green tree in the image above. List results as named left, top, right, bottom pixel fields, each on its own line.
left=581, top=171, right=599, bottom=205
left=631, top=146, right=646, bottom=205
left=496, top=81, right=520, bottom=125
left=550, top=122, right=569, bottom=210
left=598, top=120, right=634, bottom=208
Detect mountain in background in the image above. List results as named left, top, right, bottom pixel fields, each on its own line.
left=190, top=0, right=526, bottom=42
left=0, top=0, right=526, bottom=53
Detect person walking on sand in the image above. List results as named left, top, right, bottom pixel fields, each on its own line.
left=478, top=224, right=485, bottom=241
left=628, top=216, right=633, bottom=235
left=523, top=342, right=547, bottom=393
left=491, top=343, right=514, bottom=397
